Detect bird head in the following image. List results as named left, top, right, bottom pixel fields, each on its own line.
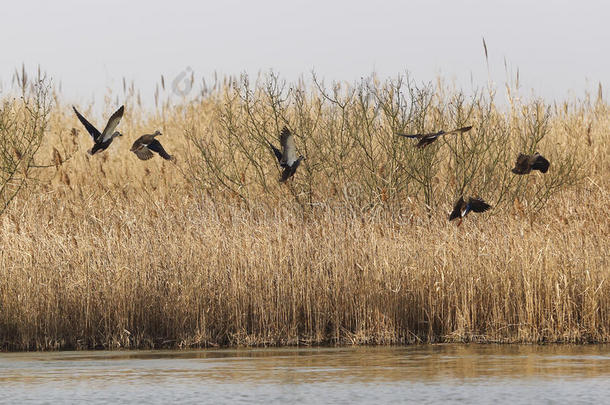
left=154, top=130, right=162, bottom=136
left=113, top=131, right=123, bottom=138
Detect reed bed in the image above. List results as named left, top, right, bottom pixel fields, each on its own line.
left=0, top=72, right=608, bottom=350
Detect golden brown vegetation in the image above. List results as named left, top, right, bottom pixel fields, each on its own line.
left=0, top=72, right=608, bottom=350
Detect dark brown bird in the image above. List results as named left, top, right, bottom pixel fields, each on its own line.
left=397, top=125, right=473, bottom=148
left=73, top=105, right=124, bottom=155
left=449, top=196, right=491, bottom=225
left=268, top=126, right=304, bottom=183
left=511, top=153, right=549, bottom=175
left=130, top=130, right=174, bottom=161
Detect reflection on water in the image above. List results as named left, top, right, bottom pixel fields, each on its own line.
left=1, top=345, right=609, bottom=404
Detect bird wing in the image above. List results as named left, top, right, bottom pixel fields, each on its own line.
left=396, top=133, right=423, bottom=139
left=398, top=129, right=455, bottom=141
left=73, top=107, right=102, bottom=141
left=397, top=132, right=438, bottom=139
left=132, top=144, right=154, bottom=160
left=267, top=140, right=283, bottom=165
left=449, top=197, right=465, bottom=220
left=512, top=153, right=530, bottom=174
left=445, top=126, right=473, bottom=135
left=279, top=127, right=297, bottom=166
left=131, top=134, right=156, bottom=149
left=532, top=154, right=550, bottom=173
left=100, top=105, right=125, bottom=143
left=468, top=197, right=491, bottom=213
left=148, top=139, right=173, bottom=160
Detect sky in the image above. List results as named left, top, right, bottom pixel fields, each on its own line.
left=1, top=0, right=608, bottom=108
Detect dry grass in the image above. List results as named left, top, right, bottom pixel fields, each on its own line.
left=0, top=72, right=608, bottom=350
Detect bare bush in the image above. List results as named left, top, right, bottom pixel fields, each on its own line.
left=0, top=70, right=52, bottom=215
left=188, top=73, right=581, bottom=217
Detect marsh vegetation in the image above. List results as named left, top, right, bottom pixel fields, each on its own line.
left=0, top=69, right=608, bottom=350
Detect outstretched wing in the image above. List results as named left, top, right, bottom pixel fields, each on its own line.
left=398, top=126, right=470, bottom=141
left=132, top=145, right=154, bottom=160
left=267, top=140, right=283, bottom=165
left=449, top=197, right=465, bottom=221
left=148, top=139, right=173, bottom=160
left=100, top=105, right=125, bottom=142
left=511, top=153, right=530, bottom=174
left=396, top=132, right=423, bottom=139
left=398, top=131, right=445, bottom=147
left=445, top=126, right=473, bottom=135
left=397, top=131, right=441, bottom=139
left=532, top=154, right=550, bottom=173
left=468, top=197, right=491, bottom=213
left=73, top=107, right=102, bottom=141
left=279, top=127, right=297, bottom=167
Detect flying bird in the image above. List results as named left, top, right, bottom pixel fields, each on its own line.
left=73, top=105, right=125, bottom=155
left=511, top=152, right=549, bottom=175
left=130, top=130, right=174, bottom=161
left=449, top=196, right=491, bottom=225
left=397, top=125, right=473, bottom=148
left=268, top=126, right=304, bottom=183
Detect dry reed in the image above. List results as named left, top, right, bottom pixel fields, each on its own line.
left=0, top=72, right=608, bottom=350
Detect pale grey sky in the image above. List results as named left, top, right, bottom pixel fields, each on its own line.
left=1, top=0, right=608, bottom=106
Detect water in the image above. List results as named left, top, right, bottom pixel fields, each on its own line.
left=1, top=345, right=609, bottom=404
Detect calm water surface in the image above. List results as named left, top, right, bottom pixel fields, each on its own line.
left=1, top=345, right=609, bottom=404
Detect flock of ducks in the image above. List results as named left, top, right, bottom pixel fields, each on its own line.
left=397, top=125, right=549, bottom=224
left=73, top=107, right=549, bottom=224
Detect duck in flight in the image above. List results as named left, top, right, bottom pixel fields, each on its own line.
left=130, top=131, right=174, bottom=161
left=449, top=196, right=491, bottom=225
left=72, top=105, right=125, bottom=155
left=268, top=126, right=304, bottom=183
left=397, top=125, right=473, bottom=148
left=511, top=152, right=549, bottom=175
